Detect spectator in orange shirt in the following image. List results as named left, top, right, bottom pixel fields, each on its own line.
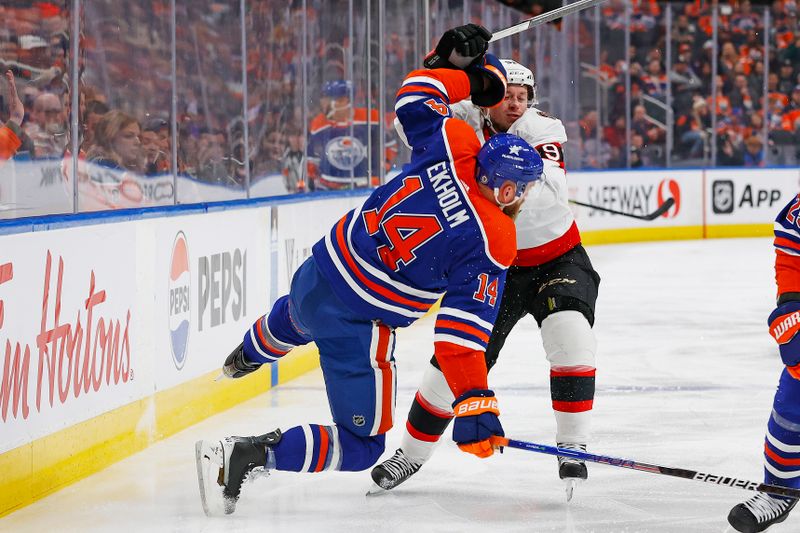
left=0, top=70, right=24, bottom=162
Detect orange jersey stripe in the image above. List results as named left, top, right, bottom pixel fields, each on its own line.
left=435, top=319, right=490, bottom=344
left=396, top=84, right=445, bottom=99
left=255, top=317, right=289, bottom=355
left=334, top=217, right=429, bottom=311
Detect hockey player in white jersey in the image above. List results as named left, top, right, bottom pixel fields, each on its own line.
left=371, top=59, right=601, bottom=501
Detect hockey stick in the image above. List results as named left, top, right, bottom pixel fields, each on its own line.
left=490, top=436, right=800, bottom=500
left=569, top=197, right=675, bottom=221
left=490, top=0, right=609, bottom=42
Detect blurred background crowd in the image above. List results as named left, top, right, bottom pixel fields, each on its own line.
left=0, top=0, right=797, bottom=215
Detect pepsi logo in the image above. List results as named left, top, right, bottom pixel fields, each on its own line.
left=168, top=232, right=190, bottom=370
left=657, top=179, right=681, bottom=218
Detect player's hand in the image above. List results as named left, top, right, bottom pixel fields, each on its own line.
left=769, top=301, right=800, bottom=368
left=4, top=70, right=24, bottom=126
left=424, top=24, right=492, bottom=70
left=467, top=53, right=508, bottom=108
left=222, top=342, right=262, bottom=378
left=452, top=389, right=504, bottom=458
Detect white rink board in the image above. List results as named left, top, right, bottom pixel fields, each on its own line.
left=568, top=170, right=702, bottom=230
left=0, top=223, right=144, bottom=453
left=705, top=168, right=800, bottom=225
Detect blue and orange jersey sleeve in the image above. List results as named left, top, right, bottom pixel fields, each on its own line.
left=774, top=193, right=800, bottom=296
left=394, top=68, right=472, bottom=150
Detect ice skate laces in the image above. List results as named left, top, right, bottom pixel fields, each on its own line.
left=381, top=449, right=421, bottom=481
left=557, top=442, right=586, bottom=462
left=743, top=493, right=794, bottom=522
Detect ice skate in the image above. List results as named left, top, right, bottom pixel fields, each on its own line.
left=367, top=448, right=422, bottom=495
left=727, top=492, right=798, bottom=533
left=557, top=442, right=588, bottom=502
left=195, top=430, right=281, bottom=516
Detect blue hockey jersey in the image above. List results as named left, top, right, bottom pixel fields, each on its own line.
left=312, top=68, right=517, bottom=395
left=307, top=108, right=397, bottom=190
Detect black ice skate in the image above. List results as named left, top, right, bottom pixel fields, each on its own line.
left=368, top=448, right=422, bottom=494
left=557, top=442, right=588, bottom=502
left=727, top=492, right=798, bottom=533
left=195, top=429, right=281, bottom=515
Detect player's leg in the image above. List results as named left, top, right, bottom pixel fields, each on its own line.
left=222, top=260, right=317, bottom=378
left=728, top=368, right=800, bottom=532
left=529, top=245, right=599, bottom=486
left=371, top=267, right=531, bottom=490
left=197, top=258, right=392, bottom=514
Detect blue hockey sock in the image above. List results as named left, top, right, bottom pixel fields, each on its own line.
left=764, top=369, right=800, bottom=488
left=243, top=296, right=311, bottom=364
left=271, top=424, right=385, bottom=473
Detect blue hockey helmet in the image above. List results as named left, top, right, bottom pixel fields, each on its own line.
left=322, top=79, right=353, bottom=99
left=476, top=133, right=544, bottom=204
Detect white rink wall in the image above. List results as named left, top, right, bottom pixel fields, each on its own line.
left=0, top=167, right=797, bottom=516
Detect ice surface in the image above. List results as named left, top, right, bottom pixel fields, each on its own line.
left=3, top=237, right=797, bottom=532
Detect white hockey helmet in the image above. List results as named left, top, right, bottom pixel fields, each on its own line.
left=499, top=59, right=537, bottom=106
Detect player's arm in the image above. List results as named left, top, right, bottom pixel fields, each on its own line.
left=394, top=25, right=507, bottom=151
left=769, top=193, right=800, bottom=379
left=435, top=234, right=514, bottom=459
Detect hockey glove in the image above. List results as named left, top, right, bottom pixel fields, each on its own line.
left=452, top=389, right=504, bottom=458
left=424, top=23, right=492, bottom=69
left=769, top=301, right=800, bottom=368
left=467, top=53, right=508, bottom=108
left=222, top=342, right=262, bottom=378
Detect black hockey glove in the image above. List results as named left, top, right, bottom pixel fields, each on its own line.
left=222, top=342, right=262, bottom=378
left=424, top=23, right=492, bottom=70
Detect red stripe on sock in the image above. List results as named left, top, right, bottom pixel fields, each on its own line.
left=551, top=366, right=596, bottom=378
left=313, top=426, right=329, bottom=472
left=414, top=391, right=453, bottom=418
left=406, top=420, right=442, bottom=443
left=552, top=399, right=594, bottom=413
left=765, top=441, right=800, bottom=466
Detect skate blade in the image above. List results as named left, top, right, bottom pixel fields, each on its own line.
left=564, top=478, right=584, bottom=502
left=195, top=440, right=225, bottom=516
left=365, top=482, right=389, bottom=497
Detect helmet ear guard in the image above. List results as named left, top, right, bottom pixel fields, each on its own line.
left=476, top=133, right=544, bottom=207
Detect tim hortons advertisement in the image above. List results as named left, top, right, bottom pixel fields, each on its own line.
left=705, top=168, right=800, bottom=225
left=153, top=208, right=270, bottom=390
left=0, top=225, right=141, bottom=453
left=568, top=170, right=702, bottom=231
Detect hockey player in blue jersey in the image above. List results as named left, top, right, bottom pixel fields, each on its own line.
left=727, top=194, right=800, bottom=532
left=306, top=79, right=397, bottom=190
left=195, top=24, right=545, bottom=516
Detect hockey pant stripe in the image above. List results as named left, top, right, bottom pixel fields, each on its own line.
left=370, top=322, right=396, bottom=435
left=551, top=367, right=595, bottom=413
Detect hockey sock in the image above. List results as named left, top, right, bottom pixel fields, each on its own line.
left=243, top=296, right=311, bottom=364
left=402, top=391, right=454, bottom=463
left=764, top=368, right=800, bottom=489
left=550, top=366, right=595, bottom=443
left=271, top=424, right=385, bottom=473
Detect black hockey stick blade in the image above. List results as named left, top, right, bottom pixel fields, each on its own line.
left=491, top=436, right=800, bottom=500
left=569, top=197, right=675, bottom=221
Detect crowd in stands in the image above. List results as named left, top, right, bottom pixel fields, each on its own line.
left=0, top=0, right=798, bottom=203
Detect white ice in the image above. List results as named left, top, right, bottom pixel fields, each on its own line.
left=3, top=237, right=797, bottom=533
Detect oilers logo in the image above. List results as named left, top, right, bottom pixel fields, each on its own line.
left=168, top=232, right=191, bottom=370
left=324, top=136, right=366, bottom=171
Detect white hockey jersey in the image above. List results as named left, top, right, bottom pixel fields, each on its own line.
left=451, top=101, right=581, bottom=266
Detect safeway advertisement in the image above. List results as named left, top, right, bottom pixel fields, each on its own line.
left=0, top=225, right=142, bottom=453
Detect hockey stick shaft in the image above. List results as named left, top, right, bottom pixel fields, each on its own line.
left=569, top=197, right=675, bottom=221
left=491, top=437, right=800, bottom=500
left=490, top=0, right=609, bottom=42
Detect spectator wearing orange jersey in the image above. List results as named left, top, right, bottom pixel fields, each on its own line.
left=0, top=71, right=24, bottom=162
